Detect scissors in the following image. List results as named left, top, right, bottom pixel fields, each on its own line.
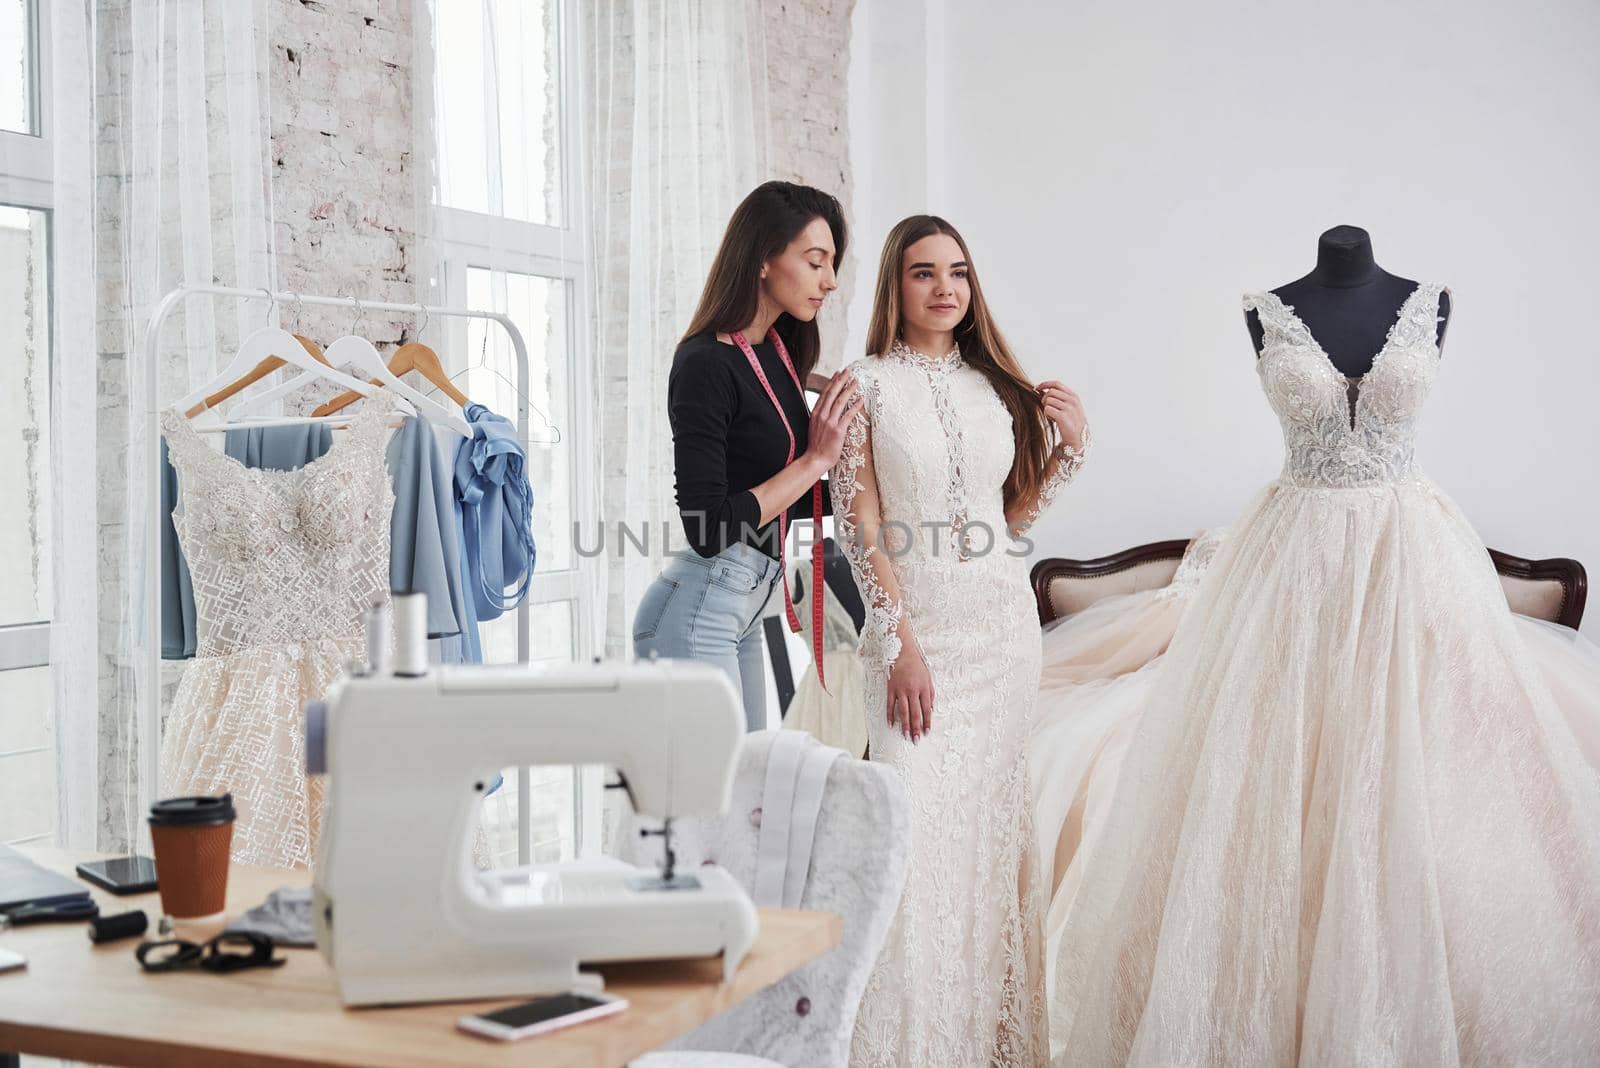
left=0, top=898, right=100, bottom=929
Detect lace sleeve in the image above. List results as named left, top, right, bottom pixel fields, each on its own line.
left=829, top=372, right=906, bottom=674
left=1010, top=422, right=1091, bottom=535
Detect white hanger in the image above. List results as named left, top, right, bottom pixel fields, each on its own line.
left=232, top=309, right=472, bottom=438
left=224, top=333, right=411, bottom=418
left=175, top=324, right=388, bottom=415
left=233, top=334, right=475, bottom=437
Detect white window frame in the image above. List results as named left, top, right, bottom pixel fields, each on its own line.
left=0, top=0, right=51, bottom=205
left=0, top=0, right=66, bottom=847
left=431, top=0, right=603, bottom=858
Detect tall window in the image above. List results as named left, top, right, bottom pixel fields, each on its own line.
left=0, top=0, right=56, bottom=846
left=429, top=0, right=596, bottom=864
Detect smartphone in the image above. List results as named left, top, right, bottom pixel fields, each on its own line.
left=457, top=992, right=628, bottom=1041
left=76, top=856, right=159, bottom=895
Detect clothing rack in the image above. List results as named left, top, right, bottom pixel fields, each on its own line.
left=138, top=284, right=542, bottom=863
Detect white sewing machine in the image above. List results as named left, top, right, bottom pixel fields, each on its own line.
left=307, top=657, right=759, bottom=1007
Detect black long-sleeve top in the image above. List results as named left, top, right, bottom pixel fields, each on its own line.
left=668, top=331, right=832, bottom=559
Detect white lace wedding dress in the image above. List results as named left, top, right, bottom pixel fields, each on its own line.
left=832, top=339, right=1087, bottom=1067
left=1048, top=284, right=1600, bottom=1065
left=1030, top=527, right=1227, bottom=998
left=161, top=405, right=393, bottom=868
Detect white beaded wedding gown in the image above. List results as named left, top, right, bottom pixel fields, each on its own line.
left=1030, top=526, right=1228, bottom=989
left=161, top=405, right=393, bottom=868
left=832, top=339, right=1087, bottom=1067
left=1047, top=283, right=1600, bottom=1065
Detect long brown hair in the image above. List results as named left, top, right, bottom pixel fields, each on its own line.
left=681, top=181, right=848, bottom=381
left=865, top=215, right=1056, bottom=513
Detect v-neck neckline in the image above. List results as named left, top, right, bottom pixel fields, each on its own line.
left=1259, top=284, right=1428, bottom=432
left=1263, top=283, right=1425, bottom=387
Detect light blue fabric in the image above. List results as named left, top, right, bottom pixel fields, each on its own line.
left=386, top=412, right=466, bottom=639
left=439, top=515, right=483, bottom=664
left=223, top=422, right=334, bottom=472
left=453, top=402, right=535, bottom=622
left=632, top=542, right=781, bottom=732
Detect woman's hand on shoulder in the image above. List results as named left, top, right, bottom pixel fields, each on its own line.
left=804, top=368, right=862, bottom=471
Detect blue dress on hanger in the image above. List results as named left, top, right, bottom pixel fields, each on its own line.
left=442, top=402, right=536, bottom=664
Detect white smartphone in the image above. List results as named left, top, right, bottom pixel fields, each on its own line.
left=457, top=991, right=628, bottom=1041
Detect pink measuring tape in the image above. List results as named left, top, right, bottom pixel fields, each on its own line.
left=731, top=329, right=827, bottom=691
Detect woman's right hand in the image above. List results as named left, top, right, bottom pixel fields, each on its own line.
left=886, top=639, right=934, bottom=742
left=804, top=369, right=860, bottom=470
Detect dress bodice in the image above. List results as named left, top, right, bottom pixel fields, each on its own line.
left=161, top=405, right=394, bottom=657
left=1244, top=282, right=1447, bottom=489
left=850, top=341, right=1020, bottom=564
left=831, top=340, right=1087, bottom=676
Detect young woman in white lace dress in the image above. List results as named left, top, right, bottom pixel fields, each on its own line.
left=833, top=215, right=1089, bottom=1066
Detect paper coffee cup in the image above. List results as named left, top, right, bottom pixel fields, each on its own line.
left=148, top=793, right=236, bottom=919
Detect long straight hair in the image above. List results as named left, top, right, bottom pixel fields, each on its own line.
left=865, top=215, right=1056, bottom=513
left=681, top=181, right=847, bottom=380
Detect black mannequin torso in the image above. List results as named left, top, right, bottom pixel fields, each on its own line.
left=791, top=536, right=866, bottom=634
left=1246, top=225, right=1451, bottom=373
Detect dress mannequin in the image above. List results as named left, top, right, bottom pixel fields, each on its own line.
left=1246, top=224, right=1451, bottom=370
left=791, top=536, right=865, bottom=634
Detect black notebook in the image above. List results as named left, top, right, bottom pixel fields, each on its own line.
left=0, top=843, right=93, bottom=911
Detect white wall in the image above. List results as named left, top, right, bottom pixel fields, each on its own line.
left=851, top=0, right=1600, bottom=635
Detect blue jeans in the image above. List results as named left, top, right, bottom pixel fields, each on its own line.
left=632, top=542, right=780, bottom=731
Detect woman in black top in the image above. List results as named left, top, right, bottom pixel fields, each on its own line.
left=632, top=181, right=861, bottom=730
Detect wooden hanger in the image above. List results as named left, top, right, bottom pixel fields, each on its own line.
left=182, top=334, right=331, bottom=418
left=314, top=341, right=468, bottom=416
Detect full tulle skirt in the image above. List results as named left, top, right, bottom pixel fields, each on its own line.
left=1039, top=476, right=1600, bottom=1066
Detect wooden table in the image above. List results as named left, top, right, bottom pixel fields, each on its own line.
left=0, top=849, right=840, bottom=1068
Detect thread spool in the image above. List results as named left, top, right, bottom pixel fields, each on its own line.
left=391, top=592, right=428, bottom=677
left=363, top=595, right=390, bottom=676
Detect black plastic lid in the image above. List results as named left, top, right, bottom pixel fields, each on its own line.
left=148, top=793, right=235, bottom=827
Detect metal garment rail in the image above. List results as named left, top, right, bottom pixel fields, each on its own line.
left=138, top=284, right=540, bottom=864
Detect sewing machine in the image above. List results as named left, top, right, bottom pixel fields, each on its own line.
left=307, top=658, right=758, bottom=1007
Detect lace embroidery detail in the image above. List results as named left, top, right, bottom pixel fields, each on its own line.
left=1245, top=282, right=1445, bottom=489
left=829, top=370, right=905, bottom=676
left=1014, top=423, right=1092, bottom=535
left=1157, top=525, right=1229, bottom=600
left=888, top=338, right=972, bottom=559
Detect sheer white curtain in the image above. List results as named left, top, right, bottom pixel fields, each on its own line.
left=46, top=0, right=99, bottom=849
left=584, top=1, right=772, bottom=657
left=91, top=0, right=277, bottom=850
left=411, top=0, right=593, bottom=864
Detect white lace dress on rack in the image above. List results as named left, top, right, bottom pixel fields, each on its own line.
left=831, top=339, right=1087, bottom=1067
left=1048, top=284, right=1600, bottom=1065
left=160, top=405, right=394, bottom=869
